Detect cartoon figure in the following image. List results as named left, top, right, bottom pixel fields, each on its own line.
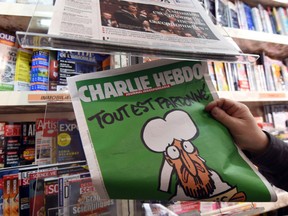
left=141, top=110, right=246, bottom=201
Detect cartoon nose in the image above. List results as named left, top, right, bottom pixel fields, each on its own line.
left=180, top=150, right=197, bottom=176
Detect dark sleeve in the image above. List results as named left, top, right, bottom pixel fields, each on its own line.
left=245, top=131, right=288, bottom=191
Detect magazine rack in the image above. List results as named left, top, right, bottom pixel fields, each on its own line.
left=29, top=99, right=123, bottom=216
left=14, top=0, right=278, bottom=215
left=16, top=0, right=259, bottom=63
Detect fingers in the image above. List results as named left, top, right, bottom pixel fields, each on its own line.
left=205, top=98, right=233, bottom=112
left=205, top=98, right=248, bottom=129
left=205, top=98, right=248, bottom=116
left=209, top=106, right=237, bottom=129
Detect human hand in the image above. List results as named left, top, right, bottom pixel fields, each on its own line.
left=205, top=98, right=269, bottom=154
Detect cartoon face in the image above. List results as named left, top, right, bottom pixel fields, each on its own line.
left=164, top=139, right=215, bottom=199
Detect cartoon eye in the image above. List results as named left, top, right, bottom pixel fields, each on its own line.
left=167, top=146, right=180, bottom=159
left=183, top=141, right=194, bottom=153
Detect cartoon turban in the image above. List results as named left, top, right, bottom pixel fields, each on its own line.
left=142, top=110, right=199, bottom=192
left=142, top=110, right=198, bottom=152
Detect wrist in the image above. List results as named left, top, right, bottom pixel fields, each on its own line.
left=246, top=130, right=270, bottom=155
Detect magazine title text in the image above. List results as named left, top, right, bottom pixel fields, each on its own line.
left=78, top=63, right=205, bottom=102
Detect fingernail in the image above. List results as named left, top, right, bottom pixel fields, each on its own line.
left=211, top=107, right=219, bottom=116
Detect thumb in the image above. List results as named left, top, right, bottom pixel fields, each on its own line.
left=210, top=107, right=236, bottom=128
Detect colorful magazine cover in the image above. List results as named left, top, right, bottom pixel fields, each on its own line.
left=4, top=122, right=22, bottom=167
left=64, top=177, right=114, bottom=216
left=44, top=177, right=59, bottom=216
left=35, top=118, right=59, bottom=165
left=2, top=169, right=18, bottom=216
left=67, top=60, right=276, bottom=202
left=9, top=173, right=19, bottom=216
left=0, top=36, right=17, bottom=91
left=58, top=172, right=91, bottom=216
left=29, top=169, right=58, bottom=216
left=19, top=166, right=38, bottom=216
left=0, top=169, right=18, bottom=216
left=19, top=122, right=36, bottom=166
left=57, top=119, right=86, bottom=163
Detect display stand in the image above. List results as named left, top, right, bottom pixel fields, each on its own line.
left=16, top=0, right=259, bottom=63
left=7, top=0, right=288, bottom=215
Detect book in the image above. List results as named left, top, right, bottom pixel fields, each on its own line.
left=267, top=7, right=278, bottom=34
left=207, top=0, right=216, bottom=23
left=253, top=65, right=264, bottom=91
left=277, top=7, right=288, bottom=35
left=262, top=55, right=276, bottom=91
left=251, top=7, right=263, bottom=32
left=272, top=7, right=283, bottom=35
left=224, top=62, right=235, bottom=91
left=281, top=64, right=288, bottom=91
left=245, top=64, right=256, bottom=91
left=257, top=4, right=272, bottom=33
left=207, top=61, right=217, bottom=90
left=213, top=61, right=229, bottom=91
left=215, top=0, right=229, bottom=27
left=227, top=1, right=240, bottom=28
left=230, top=63, right=239, bottom=91
left=236, top=63, right=250, bottom=91
left=270, top=59, right=285, bottom=91
left=57, top=119, right=86, bottom=163
left=235, top=0, right=248, bottom=30
left=270, top=104, right=288, bottom=130
left=243, top=3, right=255, bottom=31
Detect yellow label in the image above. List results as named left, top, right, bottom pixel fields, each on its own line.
left=57, top=133, right=71, bottom=147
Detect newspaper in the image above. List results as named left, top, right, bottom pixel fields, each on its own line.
left=67, top=59, right=276, bottom=201
left=48, top=0, right=241, bottom=59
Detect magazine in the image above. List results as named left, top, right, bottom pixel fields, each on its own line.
left=56, top=119, right=86, bottom=163
left=63, top=177, right=114, bottom=216
left=44, top=177, right=59, bottom=216
left=35, top=118, right=59, bottom=165
left=67, top=59, right=276, bottom=201
left=4, top=122, right=21, bottom=167
left=48, top=0, right=242, bottom=60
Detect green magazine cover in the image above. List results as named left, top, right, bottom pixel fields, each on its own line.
left=67, top=60, right=276, bottom=202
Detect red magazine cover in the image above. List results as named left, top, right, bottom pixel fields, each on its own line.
left=29, top=169, right=58, bottom=216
